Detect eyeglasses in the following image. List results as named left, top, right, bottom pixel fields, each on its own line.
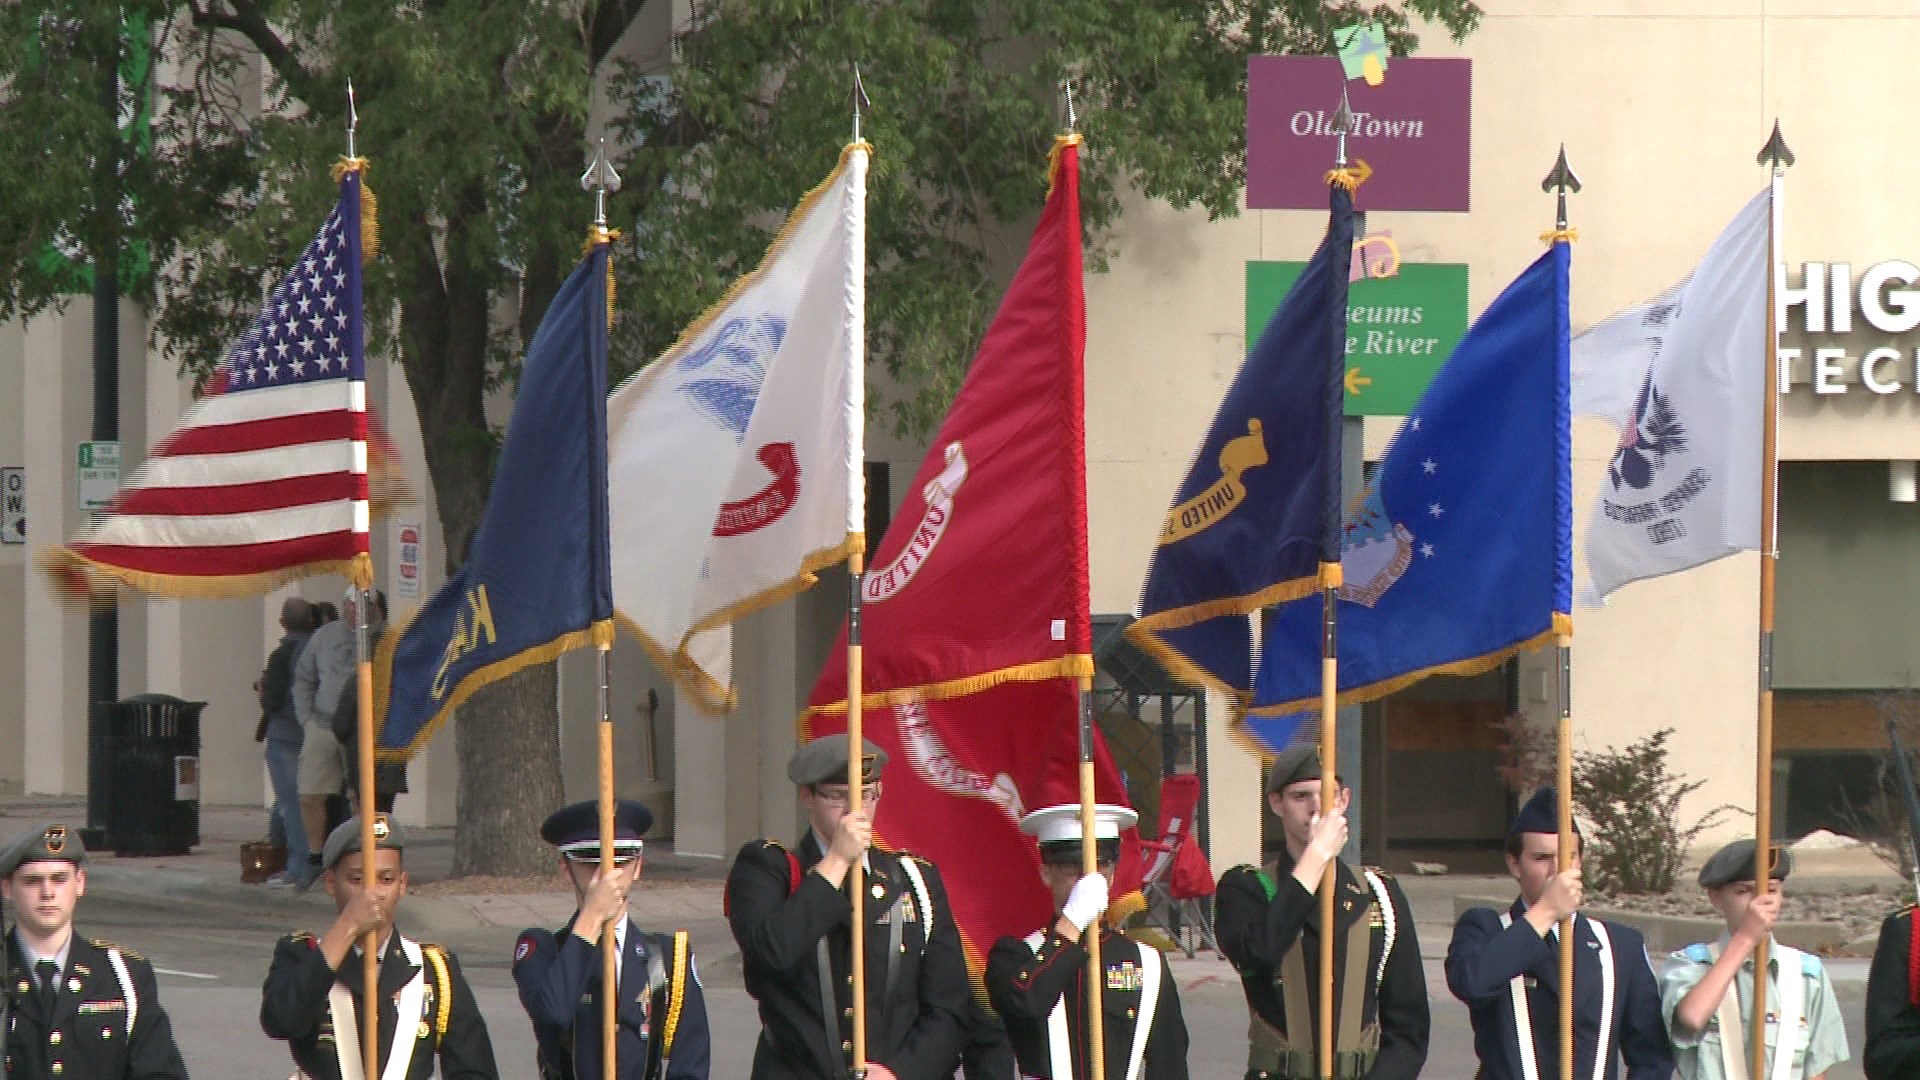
left=813, top=783, right=881, bottom=807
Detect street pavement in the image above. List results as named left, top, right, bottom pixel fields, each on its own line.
left=0, top=793, right=1879, bottom=1078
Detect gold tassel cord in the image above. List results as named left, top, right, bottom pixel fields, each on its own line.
left=1324, top=159, right=1374, bottom=193
left=584, top=226, right=623, bottom=331
left=330, top=157, right=380, bottom=262
left=1540, top=227, right=1579, bottom=245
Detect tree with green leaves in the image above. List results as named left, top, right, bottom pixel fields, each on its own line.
left=0, top=0, right=1479, bottom=873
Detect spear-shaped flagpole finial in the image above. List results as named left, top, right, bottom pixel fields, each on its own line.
left=1061, top=78, right=1078, bottom=134
left=851, top=66, right=872, bottom=143
left=346, top=79, right=358, bottom=160
left=1757, top=119, right=1795, bottom=172
left=580, top=137, right=622, bottom=229
left=1333, top=81, right=1354, bottom=168
left=1540, top=144, right=1582, bottom=232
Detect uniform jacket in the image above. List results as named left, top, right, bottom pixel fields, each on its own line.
left=512, top=915, right=711, bottom=1080
left=725, top=834, right=970, bottom=1080
left=259, top=930, right=498, bottom=1080
left=1445, top=901, right=1673, bottom=1080
left=1865, top=906, right=1920, bottom=1080
left=986, top=924, right=1188, bottom=1080
left=1215, top=855, right=1429, bottom=1079
left=4, top=931, right=187, bottom=1080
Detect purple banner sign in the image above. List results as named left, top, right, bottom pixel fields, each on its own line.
left=1247, top=56, right=1471, bottom=213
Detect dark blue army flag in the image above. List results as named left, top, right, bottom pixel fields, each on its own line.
left=376, top=242, right=615, bottom=758
left=1126, top=185, right=1353, bottom=698
left=1245, top=240, right=1573, bottom=750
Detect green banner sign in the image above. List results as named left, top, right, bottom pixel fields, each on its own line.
left=1246, top=260, right=1470, bottom=416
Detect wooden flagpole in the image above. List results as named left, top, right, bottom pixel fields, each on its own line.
left=1541, top=147, right=1582, bottom=1080
left=580, top=138, right=625, bottom=1079
left=847, top=71, right=873, bottom=1080
left=1750, top=120, right=1792, bottom=1080
left=1078, top=679, right=1107, bottom=1080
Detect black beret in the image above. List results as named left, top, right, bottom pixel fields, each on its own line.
left=1508, top=787, right=1581, bottom=839
left=789, top=734, right=887, bottom=786
left=1698, top=838, right=1792, bottom=889
left=540, top=799, right=653, bottom=860
left=1265, top=744, right=1325, bottom=795
left=0, top=823, right=86, bottom=877
left=322, top=815, right=405, bottom=871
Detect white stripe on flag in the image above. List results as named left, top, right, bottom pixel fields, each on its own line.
left=189, top=380, right=352, bottom=428
left=90, top=502, right=355, bottom=549
left=135, top=441, right=355, bottom=489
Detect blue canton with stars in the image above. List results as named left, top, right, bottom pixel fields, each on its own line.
left=221, top=195, right=364, bottom=392
left=1246, top=241, right=1572, bottom=746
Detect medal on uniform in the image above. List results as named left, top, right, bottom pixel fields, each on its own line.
left=417, top=1021, right=431, bottom=1040
left=871, top=883, right=885, bottom=900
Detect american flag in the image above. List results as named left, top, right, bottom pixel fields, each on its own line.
left=47, top=170, right=393, bottom=601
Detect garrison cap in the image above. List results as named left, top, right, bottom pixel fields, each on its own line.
left=1265, top=744, right=1332, bottom=795
left=1508, top=787, right=1580, bottom=839
left=1697, top=838, right=1792, bottom=889
left=0, top=823, right=86, bottom=877
left=1021, top=803, right=1137, bottom=865
left=788, top=734, right=887, bottom=786
left=321, top=815, right=404, bottom=871
left=540, top=799, right=652, bottom=861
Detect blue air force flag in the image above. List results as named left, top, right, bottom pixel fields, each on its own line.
left=1126, top=185, right=1353, bottom=697
left=1245, top=241, right=1573, bottom=749
left=377, top=243, right=615, bottom=758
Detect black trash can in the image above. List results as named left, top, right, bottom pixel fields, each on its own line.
left=98, top=693, right=204, bottom=856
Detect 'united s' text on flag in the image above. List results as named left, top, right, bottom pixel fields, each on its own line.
left=1128, top=185, right=1354, bottom=699
left=610, top=143, right=868, bottom=711
left=1581, top=189, right=1770, bottom=602
left=45, top=165, right=379, bottom=600
left=1248, top=240, right=1573, bottom=750
left=377, top=240, right=616, bottom=758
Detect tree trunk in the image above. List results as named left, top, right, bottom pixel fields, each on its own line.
left=451, top=661, right=566, bottom=876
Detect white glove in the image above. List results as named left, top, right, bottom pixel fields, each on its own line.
left=1059, top=873, right=1111, bottom=934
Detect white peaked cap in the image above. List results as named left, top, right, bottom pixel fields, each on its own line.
left=1019, top=803, right=1138, bottom=844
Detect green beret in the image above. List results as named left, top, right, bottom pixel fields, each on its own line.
left=1698, top=838, right=1792, bottom=889
left=789, top=734, right=887, bottom=786
left=0, top=823, right=86, bottom=877
left=321, top=815, right=406, bottom=871
left=1265, top=745, right=1325, bottom=795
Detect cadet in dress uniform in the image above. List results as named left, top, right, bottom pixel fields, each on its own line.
left=725, top=734, right=971, bottom=1080
left=512, top=799, right=711, bottom=1080
left=1863, top=903, right=1920, bottom=1079
left=260, top=816, right=499, bottom=1080
left=1662, top=840, right=1848, bottom=1080
left=2, top=822, right=188, bottom=1080
left=1216, top=747, right=1428, bottom=1080
left=986, top=803, right=1188, bottom=1080
left=1446, top=789, right=1673, bottom=1080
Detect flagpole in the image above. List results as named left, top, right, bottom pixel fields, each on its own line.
left=339, top=84, right=381, bottom=1080
left=1750, top=119, right=1792, bottom=1080
left=847, top=72, right=874, bottom=1080
left=580, top=137, right=624, bottom=1080
left=1312, top=83, right=1361, bottom=1080
left=1541, top=145, right=1582, bottom=1080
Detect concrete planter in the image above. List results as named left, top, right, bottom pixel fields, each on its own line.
left=1450, top=895, right=1851, bottom=956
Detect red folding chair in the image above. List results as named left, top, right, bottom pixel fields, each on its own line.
left=1137, top=773, right=1220, bottom=958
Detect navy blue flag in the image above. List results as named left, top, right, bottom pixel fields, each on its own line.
left=1244, top=240, right=1572, bottom=751
left=1127, top=185, right=1352, bottom=697
left=377, top=243, right=615, bottom=758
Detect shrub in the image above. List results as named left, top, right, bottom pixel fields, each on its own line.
left=1573, top=728, right=1734, bottom=894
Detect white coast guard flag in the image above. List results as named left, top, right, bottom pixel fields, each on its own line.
left=610, top=143, right=867, bottom=709
left=1581, top=187, right=1771, bottom=602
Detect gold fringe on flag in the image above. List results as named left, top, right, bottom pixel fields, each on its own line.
left=331, top=157, right=380, bottom=262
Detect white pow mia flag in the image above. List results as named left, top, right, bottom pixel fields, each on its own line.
left=1581, top=188, right=1771, bottom=602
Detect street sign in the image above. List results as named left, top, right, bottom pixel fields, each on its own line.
left=77, top=441, right=121, bottom=512
left=1247, top=261, right=1470, bottom=416
left=1, top=467, right=22, bottom=544
left=396, top=522, right=423, bottom=601
left=1247, top=55, right=1472, bottom=213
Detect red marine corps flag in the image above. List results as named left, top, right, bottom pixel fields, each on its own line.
left=805, top=137, right=1140, bottom=976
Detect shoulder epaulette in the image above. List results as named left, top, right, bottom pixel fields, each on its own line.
left=1225, top=863, right=1259, bottom=876
left=761, top=837, right=786, bottom=850
left=1678, top=943, right=1713, bottom=964
left=1361, top=865, right=1396, bottom=882
left=289, top=930, right=317, bottom=942
left=90, top=938, right=144, bottom=962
